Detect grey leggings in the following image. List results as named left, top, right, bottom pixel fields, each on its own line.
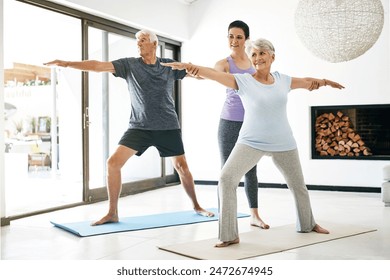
left=218, top=144, right=316, bottom=242
left=218, top=119, right=258, bottom=208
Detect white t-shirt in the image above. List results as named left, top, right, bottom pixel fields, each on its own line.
left=234, top=72, right=297, bottom=152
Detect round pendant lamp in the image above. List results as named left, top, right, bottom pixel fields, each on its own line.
left=295, top=0, right=384, bottom=63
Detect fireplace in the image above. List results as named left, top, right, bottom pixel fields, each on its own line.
left=311, top=104, right=390, bottom=160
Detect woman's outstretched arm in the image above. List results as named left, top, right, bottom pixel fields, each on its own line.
left=291, top=77, right=345, bottom=91
left=162, top=62, right=238, bottom=90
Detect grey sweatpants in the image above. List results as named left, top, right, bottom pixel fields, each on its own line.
left=218, top=118, right=259, bottom=208
left=218, top=144, right=316, bottom=242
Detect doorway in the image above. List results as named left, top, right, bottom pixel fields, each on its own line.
left=3, top=0, right=83, bottom=217
left=2, top=0, right=183, bottom=222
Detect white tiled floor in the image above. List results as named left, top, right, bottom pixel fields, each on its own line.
left=1, top=184, right=389, bottom=261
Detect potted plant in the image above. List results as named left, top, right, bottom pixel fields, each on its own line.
left=30, top=117, right=37, bottom=134
left=14, top=119, right=23, bottom=136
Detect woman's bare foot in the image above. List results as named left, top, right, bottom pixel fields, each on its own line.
left=195, top=207, right=215, bottom=217
left=250, top=216, right=270, bottom=229
left=249, top=209, right=270, bottom=229
left=91, top=213, right=119, bottom=226
left=214, top=238, right=240, bottom=248
left=312, top=224, right=329, bottom=234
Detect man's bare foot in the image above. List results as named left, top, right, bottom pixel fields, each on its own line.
left=91, top=213, right=119, bottom=226
left=312, top=224, right=329, bottom=234
left=214, top=238, right=240, bottom=248
left=250, top=216, right=270, bottom=229
left=195, top=207, right=215, bottom=217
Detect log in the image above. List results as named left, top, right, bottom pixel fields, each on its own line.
left=315, top=111, right=372, bottom=157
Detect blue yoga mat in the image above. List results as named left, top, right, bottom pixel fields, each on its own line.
left=51, top=208, right=249, bottom=237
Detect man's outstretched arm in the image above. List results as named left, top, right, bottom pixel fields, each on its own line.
left=44, top=59, right=115, bottom=73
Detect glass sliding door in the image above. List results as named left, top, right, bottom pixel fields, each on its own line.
left=161, top=46, right=181, bottom=183
left=3, top=0, right=83, bottom=216
left=2, top=0, right=183, bottom=221
left=85, top=24, right=170, bottom=202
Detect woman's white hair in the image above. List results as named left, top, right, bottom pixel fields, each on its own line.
left=135, top=29, right=159, bottom=45
left=245, top=38, right=275, bottom=56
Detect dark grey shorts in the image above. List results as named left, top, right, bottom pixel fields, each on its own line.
left=118, top=129, right=185, bottom=157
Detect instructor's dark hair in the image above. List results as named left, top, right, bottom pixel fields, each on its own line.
left=228, top=20, right=250, bottom=39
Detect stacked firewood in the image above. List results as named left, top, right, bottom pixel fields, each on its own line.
left=315, top=111, right=372, bottom=157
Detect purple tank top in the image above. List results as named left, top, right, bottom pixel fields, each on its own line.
left=220, top=56, right=256, bottom=121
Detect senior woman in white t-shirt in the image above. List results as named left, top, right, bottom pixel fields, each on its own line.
left=162, top=38, right=344, bottom=248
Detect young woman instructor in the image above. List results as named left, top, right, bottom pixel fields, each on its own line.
left=215, top=20, right=269, bottom=230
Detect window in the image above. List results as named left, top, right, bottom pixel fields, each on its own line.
left=2, top=0, right=183, bottom=222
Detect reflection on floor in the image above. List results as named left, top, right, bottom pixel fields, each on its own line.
left=1, top=184, right=390, bottom=260
left=4, top=169, right=82, bottom=216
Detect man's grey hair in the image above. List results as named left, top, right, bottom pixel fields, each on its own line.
left=246, top=38, right=275, bottom=56
left=135, top=29, right=159, bottom=45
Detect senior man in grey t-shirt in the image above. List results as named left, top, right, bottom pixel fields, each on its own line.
left=45, top=30, right=214, bottom=225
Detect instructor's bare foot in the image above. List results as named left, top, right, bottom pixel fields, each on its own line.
left=195, top=207, right=215, bottom=217
left=214, top=238, right=240, bottom=248
left=312, top=224, right=329, bottom=234
left=250, top=216, right=270, bottom=229
left=91, top=213, right=119, bottom=226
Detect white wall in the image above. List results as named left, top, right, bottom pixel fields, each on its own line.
left=0, top=0, right=5, bottom=222
left=59, top=0, right=192, bottom=41
left=12, top=0, right=390, bottom=190
left=1, top=0, right=388, bottom=224
left=181, top=0, right=390, bottom=188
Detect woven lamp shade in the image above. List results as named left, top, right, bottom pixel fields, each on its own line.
left=295, top=0, right=384, bottom=63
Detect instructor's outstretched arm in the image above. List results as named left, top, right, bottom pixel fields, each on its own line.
left=162, top=62, right=238, bottom=90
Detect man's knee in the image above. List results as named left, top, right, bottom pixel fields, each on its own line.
left=173, top=156, right=190, bottom=176
left=175, top=163, right=189, bottom=176
left=107, top=155, right=122, bottom=171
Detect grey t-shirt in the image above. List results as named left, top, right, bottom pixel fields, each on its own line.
left=112, top=57, right=187, bottom=130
